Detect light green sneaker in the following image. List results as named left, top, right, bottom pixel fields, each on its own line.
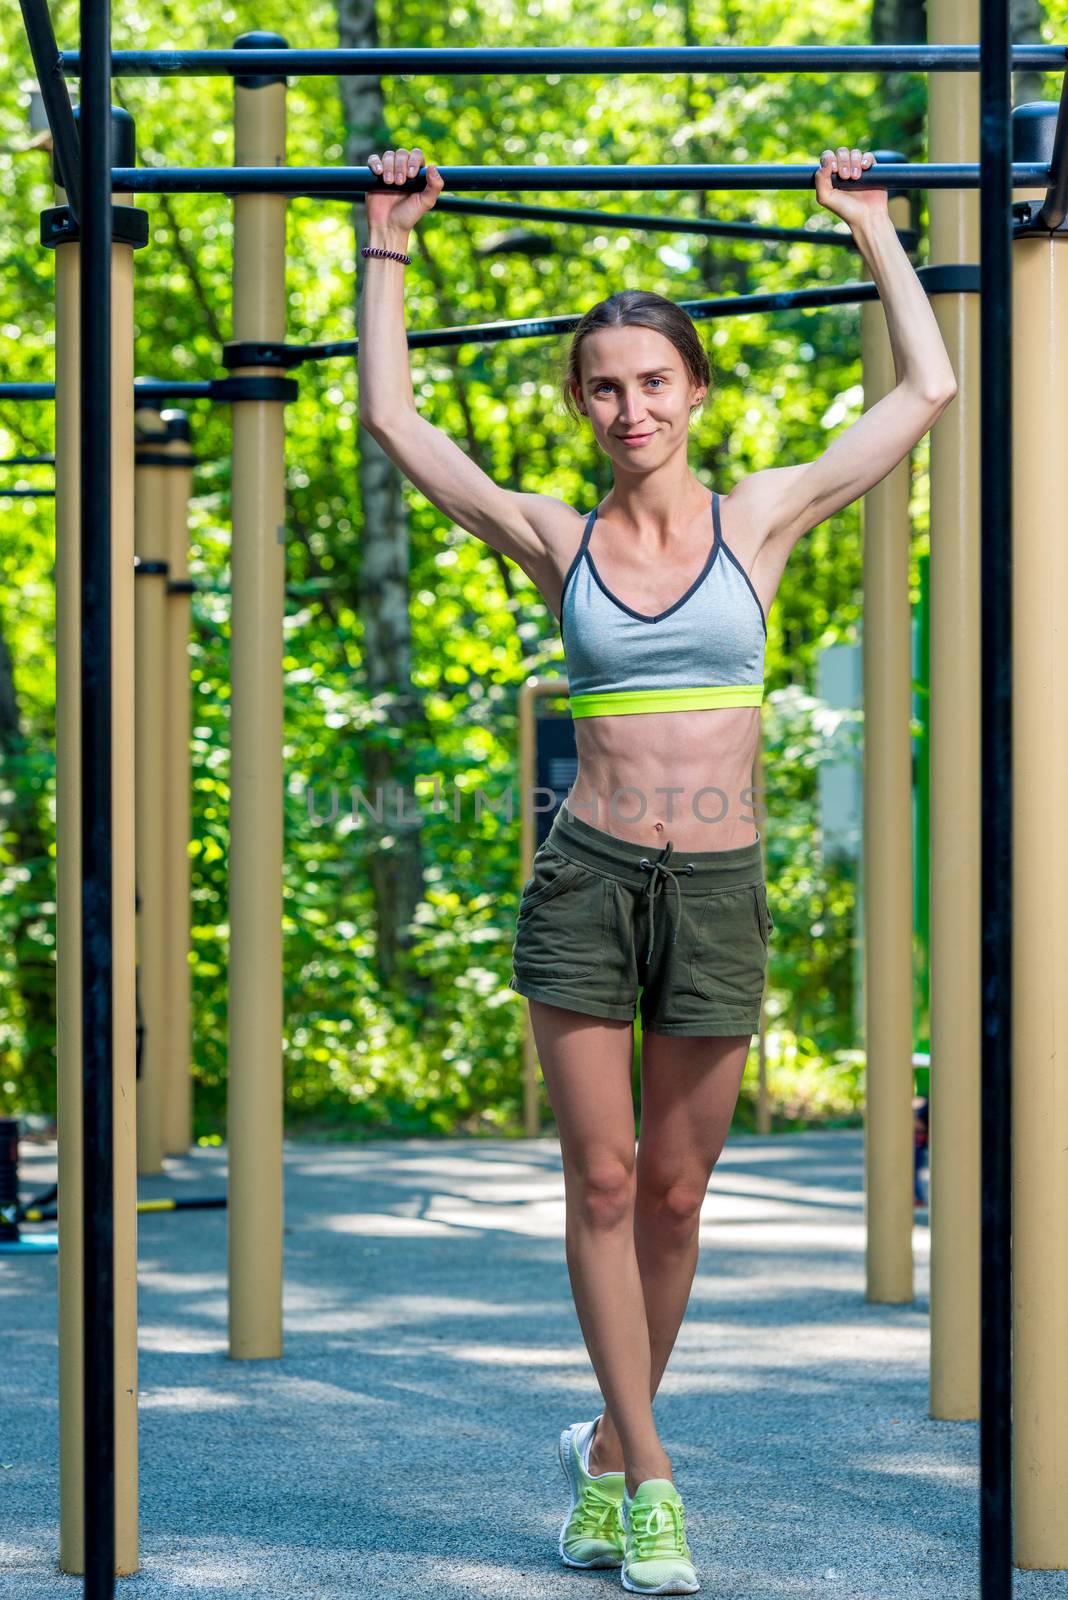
left=558, top=1415, right=626, bottom=1568
left=620, top=1479, right=700, bottom=1594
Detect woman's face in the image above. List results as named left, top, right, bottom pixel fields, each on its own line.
left=571, top=325, right=706, bottom=469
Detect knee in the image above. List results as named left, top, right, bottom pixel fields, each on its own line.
left=635, top=1173, right=708, bottom=1236
left=569, top=1159, right=636, bottom=1231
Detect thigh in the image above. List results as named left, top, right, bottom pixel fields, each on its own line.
left=640, top=878, right=769, bottom=1037
left=635, top=1032, right=751, bottom=1191
left=530, top=1000, right=638, bottom=1180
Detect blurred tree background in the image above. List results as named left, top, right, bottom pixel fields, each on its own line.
left=3, top=0, right=1046, bottom=1137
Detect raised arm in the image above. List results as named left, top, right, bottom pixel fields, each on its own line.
left=734, top=144, right=959, bottom=563
left=356, top=144, right=573, bottom=587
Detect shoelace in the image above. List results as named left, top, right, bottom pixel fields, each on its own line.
left=574, top=1480, right=624, bottom=1539
left=628, top=1496, right=690, bottom=1561
left=638, top=841, right=696, bottom=964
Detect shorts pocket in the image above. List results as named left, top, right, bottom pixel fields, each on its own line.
left=514, top=854, right=608, bottom=978
left=518, top=846, right=585, bottom=911
left=689, top=882, right=768, bottom=1004
left=756, top=883, right=773, bottom=944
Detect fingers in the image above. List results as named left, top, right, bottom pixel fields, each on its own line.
left=820, top=146, right=875, bottom=180
left=366, top=145, right=425, bottom=184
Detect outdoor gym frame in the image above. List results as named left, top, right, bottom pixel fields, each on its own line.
left=11, top=3, right=1056, bottom=1598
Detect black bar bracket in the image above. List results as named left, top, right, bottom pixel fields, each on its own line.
left=1012, top=198, right=1068, bottom=237
left=40, top=203, right=149, bottom=250
left=167, top=580, right=197, bottom=595
left=209, top=374, right=299, bottom=402
left=133, top=559, right=169, bottom=576
left=222, top=340, right=307, bottom=371
left=134, top=450, right=198, bottom=468
left=917, top=263, right=982, bottom=293
left=234, top=31, right=289, bottom=89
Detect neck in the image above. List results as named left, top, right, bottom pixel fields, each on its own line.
left=603, top=460, right=710, bottom=548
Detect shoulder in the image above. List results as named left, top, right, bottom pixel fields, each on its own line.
left=515, top=492, right=589, bottom=556
left=719, top=465, right=812, bottom=547
left=509, top=493, right=590, bottom=622
left=720, top=464, right=816, bottom=554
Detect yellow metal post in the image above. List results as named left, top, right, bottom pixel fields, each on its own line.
left=861, top=180, right=915, bottom=1304
left=1011, top=101, right=1068, bottom=1570
left=517, top=679, right=570, bottom=1136
left=228, top=34, right=288, bottom=1359
left=161, top=410, right=195, bottom=1155
left=54, top=108, right=143, bottom=1575
left=927, top=0, right=982, bottom=1419
left=133, top=405, right=169, bottom=1175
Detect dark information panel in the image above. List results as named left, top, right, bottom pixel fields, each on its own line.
left=534, top=713, right=578, bottom=849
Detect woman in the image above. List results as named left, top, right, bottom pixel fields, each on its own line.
left=357, top=142, right=957, bottom=1594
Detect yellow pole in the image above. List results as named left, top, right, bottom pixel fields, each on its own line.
left=518, top=680, right=539, bottom=1136
left=54, top=198, right=85, bottom=1585
left=861, top=178, right=915, bottom=1304
left=516, top=678, right=572, bottom=1135
left=54, top=106, right=143, bottom=1575
left=927, top=0, right=982, bottom=1419
left=228, top=34, right=288, bottom=1359
left=133, top=405, right=169, bottom=1175
left=1011, top=101, right=1068, bottom=1570
left=161, top=410, right=195, bottom=1156
left=752, top=732, right=771, bottom=1134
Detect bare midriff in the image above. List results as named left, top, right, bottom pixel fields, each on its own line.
left=564, top=702, right=762, bottom=852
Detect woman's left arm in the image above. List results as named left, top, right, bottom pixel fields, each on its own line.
left=731, top=145, right=958, bottom=557
left=852, top=202, right=958, bottom=399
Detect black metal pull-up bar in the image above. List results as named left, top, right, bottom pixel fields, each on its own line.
left=55, top=43, right=1068, bottom=76
left=114, top=161, right=1052, bottom=197
left=0, top=264, right=982, bottom=407
left=429, top=194, right=885, bottom=251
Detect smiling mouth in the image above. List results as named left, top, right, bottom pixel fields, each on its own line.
left=617, top=431, right=655, bottom=442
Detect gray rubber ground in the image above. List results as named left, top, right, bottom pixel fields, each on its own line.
left=2, top=1128, right=1063, bottom=1598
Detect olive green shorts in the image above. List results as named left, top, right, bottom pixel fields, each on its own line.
left=508, top=802, right=773, bottom=1037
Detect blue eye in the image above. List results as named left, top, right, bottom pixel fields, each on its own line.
left=594, top=377, right=664, bottom=394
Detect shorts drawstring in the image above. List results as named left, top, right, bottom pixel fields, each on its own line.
left=638, top=841, right=695, bottom=964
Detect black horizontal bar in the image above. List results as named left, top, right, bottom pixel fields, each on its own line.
left=58, top=44, right=1068, bottom=76
left=0, top=384, right=59, bottom=400
left=295, top=277, right=906, bottom=363
left=0, top=381, right=214, bottom=402
left=114, top=162, right=1052, bottom=197
left=0, top=487, right=56, bottom=497
left=0, top=453, right=55, bottom=465
left=420, top=193, right=873, bottom=249
left=0, top=262, right=983, bottom=407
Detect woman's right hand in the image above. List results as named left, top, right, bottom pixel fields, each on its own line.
left=365, top=145, right=445, bottom=234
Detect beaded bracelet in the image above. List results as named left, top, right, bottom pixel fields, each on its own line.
left=360, top=244, right=412, bottom=266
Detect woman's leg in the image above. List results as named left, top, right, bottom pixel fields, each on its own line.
left=530, top=998, right=673, bottom=1495
left=588, top=1032, right=752, bottom=1476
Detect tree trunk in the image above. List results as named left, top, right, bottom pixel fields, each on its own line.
left=337, top=0, right=431, bottom=1004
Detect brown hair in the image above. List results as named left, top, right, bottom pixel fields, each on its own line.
left=560, top=290, right=712, bottom=424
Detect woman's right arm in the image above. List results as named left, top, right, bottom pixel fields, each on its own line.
left=356, top=146, right=574, bottom=586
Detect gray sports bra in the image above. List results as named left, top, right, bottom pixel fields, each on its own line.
left=559, top=491, right=767, bottom=718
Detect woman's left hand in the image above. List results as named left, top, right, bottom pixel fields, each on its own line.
left=813, top=146, right=887, bottom=225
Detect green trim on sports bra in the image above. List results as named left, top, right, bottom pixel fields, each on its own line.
left=568, top=684, right=765, bottom=718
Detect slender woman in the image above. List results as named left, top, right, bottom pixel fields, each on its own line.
left=357, top=141, right=957, bottom=1594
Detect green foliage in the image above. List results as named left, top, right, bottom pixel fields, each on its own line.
left=6, top=0, right=1034, bottom=1133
